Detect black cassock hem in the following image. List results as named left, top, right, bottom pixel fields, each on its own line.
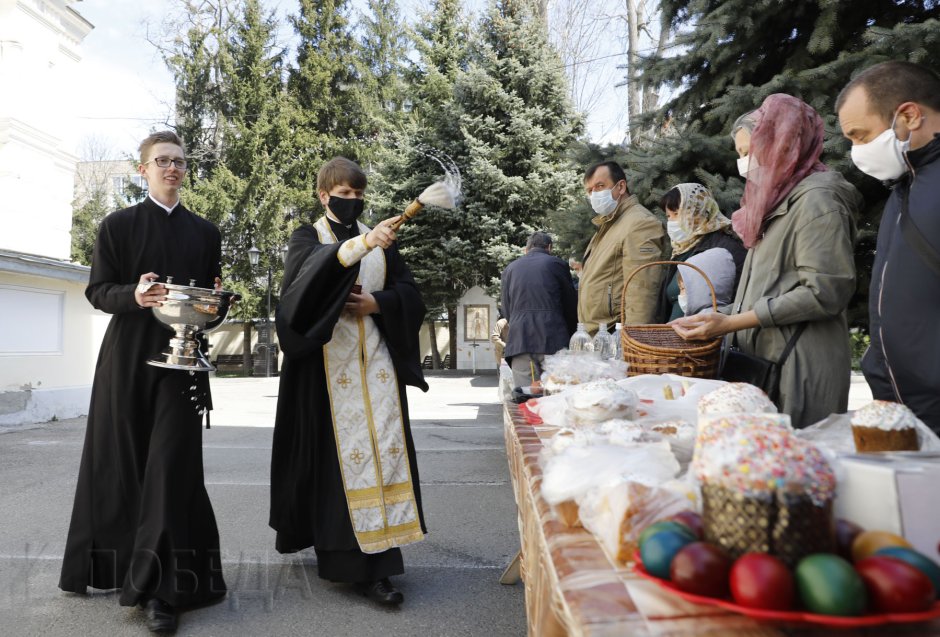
left=314, top=547, right=404, bottom=583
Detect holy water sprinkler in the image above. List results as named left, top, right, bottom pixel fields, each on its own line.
left=389, top=150, right=461, bottom=231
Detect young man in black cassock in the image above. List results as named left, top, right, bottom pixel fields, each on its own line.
left=59, top=131, right=226, bottom=633
left=271, top=157, right=429, bottom=606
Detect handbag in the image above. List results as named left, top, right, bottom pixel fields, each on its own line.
left=720, top=323, right=806, bottom=404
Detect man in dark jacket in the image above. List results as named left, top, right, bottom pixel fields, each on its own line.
left=501, top=231, right=578, bottom=388
left=837, top=60, right=940, bottom=435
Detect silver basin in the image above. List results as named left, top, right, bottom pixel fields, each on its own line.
left=146, top=281, right=240, bottom=372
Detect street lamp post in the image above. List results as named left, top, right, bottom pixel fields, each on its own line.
left=248, top=244, right=289, bottom=378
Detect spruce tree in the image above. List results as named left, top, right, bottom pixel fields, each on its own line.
left=163, top=0, right=294, bottom=320
left=368, top=0, right=474, bottom=367
left=287, top=0, right=370, bottom=212
left=454, top=0, right=583, bottom=288
left=358, top=0, right=410, bottom=134
left=632, top=1, right=940, bottom=331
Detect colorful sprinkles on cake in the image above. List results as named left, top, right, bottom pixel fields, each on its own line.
left=693, top=414, right=835, bottom=507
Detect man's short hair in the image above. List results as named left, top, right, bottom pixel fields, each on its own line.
left=836, top=60, right=940, bottom=122
left=526, top=231, right=552, bottom=251
left=317, top=157, right=367, bottom=193
left=139, top=131, right=185, bottom=164
left=659, top=186, right=681, bottom=213
left=583, top=161, right=627, bottom=187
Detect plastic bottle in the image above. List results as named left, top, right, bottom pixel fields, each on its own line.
left=592, top=322, right=613, bottom=359
left=612, top=322, right=623, bottom=361
left=568, top=322, right=593, bottom=352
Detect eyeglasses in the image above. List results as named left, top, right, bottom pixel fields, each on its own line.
left=146, top=156, right=188, bottom=170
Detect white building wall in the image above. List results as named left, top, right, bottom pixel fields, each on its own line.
left=0, top=0, right=93, bottom=260
left=0, top=268, right=106, bottom=425
left=455, top=285, right=498, bottom=371
left=0, top=1, right=95, bottom=425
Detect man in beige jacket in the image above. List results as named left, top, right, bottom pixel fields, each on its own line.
left=578, top=161, right=667, bottom=335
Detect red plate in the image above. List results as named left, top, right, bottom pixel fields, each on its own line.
left=633, top=553, right=940, bottom=628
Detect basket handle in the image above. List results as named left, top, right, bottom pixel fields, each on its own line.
left=620, top=260, right=718, bottom=325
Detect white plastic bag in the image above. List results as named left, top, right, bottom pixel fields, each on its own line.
left=540, top=441, right=680, bottom=505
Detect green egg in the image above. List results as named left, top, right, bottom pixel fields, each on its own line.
left=795, top=554, right=867, bottom=616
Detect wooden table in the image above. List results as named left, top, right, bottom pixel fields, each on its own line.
left=502, top=401, right=940, bottom=637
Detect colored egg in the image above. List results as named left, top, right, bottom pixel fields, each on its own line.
left=873, top=547, right=940, bottom=600
left=730, top=552, right=796, bottom=611
left=638, top=521, right=696, bottom=550
left=834, top=519, right=864, bottom=561
left=670, top=542, right=732, bottom=597
left=856, top=556, right=935, bottom=613
left=640, top=530, right=695, bottom=580
left=671, top=511, right=705, bottom=540
left=795, top=554, right=867, bottom=616
left=851, top=530, right=912, bottom=563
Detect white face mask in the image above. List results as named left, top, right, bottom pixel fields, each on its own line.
left=667, top=219, right=690, bottom=244
left=677, top=293, right=688, bottom=315
left=589, top=189, right=618, bottom=216
left=850, top=111, right=911, bottom=181
left=737, top=155, right=760, bottom=178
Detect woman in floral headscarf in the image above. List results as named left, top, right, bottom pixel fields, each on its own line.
left=655, top=183, right=746, bottom=322
left=672, top=94, right=861, bottom=428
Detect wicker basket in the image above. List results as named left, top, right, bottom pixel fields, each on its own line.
left=620, top=260, right=722, bottom=378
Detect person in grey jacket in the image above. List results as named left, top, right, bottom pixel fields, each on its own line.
left=837, top=61, right=940, bottom=435
left=673, top=94, right=861, bottom=428
left=501, top=231, right=578, bottom=389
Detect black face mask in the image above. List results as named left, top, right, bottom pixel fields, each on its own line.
left=328, top=196, right=364, bottom=226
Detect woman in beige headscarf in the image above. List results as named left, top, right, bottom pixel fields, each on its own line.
left=655, top=183, right=746, bottom=322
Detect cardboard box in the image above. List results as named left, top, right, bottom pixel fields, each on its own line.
left=834, top=453, right=940, bottom=560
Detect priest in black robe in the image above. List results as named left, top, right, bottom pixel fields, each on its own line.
left=59, top=132, right=226, bottom=633
left=270, top=157, right=429, bottom=606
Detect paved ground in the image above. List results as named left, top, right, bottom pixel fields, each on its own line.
left=0, top=373, right=526, bottom=637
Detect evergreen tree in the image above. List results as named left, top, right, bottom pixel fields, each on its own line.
left=160, top=0, right=294, bottom=321
left=456, top=0, right=583, bottom=293
left=367, top=0, right=474, bottom=367
left=371, top=0, right=582, bottom=367
left=358, top=0, right=410, bottom=133
left=633, top=0, right=940, bottom=331
left=71, top=189, right=111, bottom=266
left=187, top=0, right=294, bottom=320
left=286, top=0, right=370, bottom=212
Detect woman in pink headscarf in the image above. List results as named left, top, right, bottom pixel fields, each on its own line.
left=672, top=94, right=861, bottom=428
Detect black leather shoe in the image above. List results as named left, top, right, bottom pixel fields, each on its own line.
left=143, top=597, right=178, bottom=633
left=355, top=578, right=403, bottom=605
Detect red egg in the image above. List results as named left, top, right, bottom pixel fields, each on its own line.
left=671, top=510, right=704, bottom=540
left=834, top=519, right=864, bottom=561
left=730, top=553, right=796, bottom=611
left=856, top=556, right=936, bottom=613
left=670, top=542, right=732, bottom=598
